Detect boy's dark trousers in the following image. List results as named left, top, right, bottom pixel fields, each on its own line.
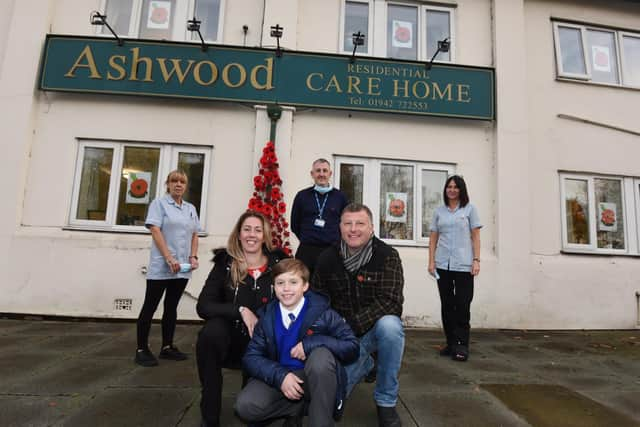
left=235, top=347, right=337, bottom=427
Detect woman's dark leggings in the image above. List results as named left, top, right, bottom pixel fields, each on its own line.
left=136, top=278, right=188, bottom=349
left=437, top=269, right=474, bottom=347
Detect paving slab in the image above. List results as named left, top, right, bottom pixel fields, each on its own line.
left=58, top=388, right=197, bottom=427
left=482, top=384, right=639, bottom=427
left=401, top=390, right=529, bottom=427
left=0, top=395, right=90, bottom=427
left=583, top=390, right=640, bottom=423
left=7, top=358, right=134, bottom=395
left=117, top=358, right=200, bottom=388
left=0, top=351, right=68, bottom=385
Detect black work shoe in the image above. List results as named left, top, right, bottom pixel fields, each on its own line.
left=159, top=345, right=188, bottom=361
left=135, top=348, right=158, bottom=367
left=281, top=415, right=303, bottom=427
left=377, top=405, right=402, bottom=427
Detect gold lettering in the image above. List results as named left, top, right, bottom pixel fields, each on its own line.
left=412, top=81, right=430, bottom=99
left=347, top=76, right=362, bottom=94
left=367, top=77, right=381, bottom=95
left=250, top=58, right=274, bottom=90
left=157, top=58, right=195, bottom=84
left=457, top=84, right=471, bottom=103
left=129, top=47, right=153, bottom=82
left=325, top=75, right=343, bottom=93
left=193, top=61, right=218, bottom=85
left=393, top=80, right=409, bottom=98
left=306, top=73, right=324, bottom=91
left=64, top=45, right=102, bottom=79
left=222, top=63, right=247, bottom=88
left=107, top=55, right=126, bottom=80
left=347, top=63, right=355, bottom=73
left=432, top=83, right=452, bottom=101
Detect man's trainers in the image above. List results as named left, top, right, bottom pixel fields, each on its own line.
left=377, top=405, right=402, bottom=427
left=134, top=348, right=158, bottom=367
left=159, top=345, right=188, bottom=361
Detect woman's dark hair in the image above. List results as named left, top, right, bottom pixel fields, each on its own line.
left=443, top=175, right=470, bottom=207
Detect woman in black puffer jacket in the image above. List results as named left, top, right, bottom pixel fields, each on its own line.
left=195, top=210, right=287, bottom=427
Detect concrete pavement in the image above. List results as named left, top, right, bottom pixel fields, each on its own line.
left=1, top=318, right=639, bottom=426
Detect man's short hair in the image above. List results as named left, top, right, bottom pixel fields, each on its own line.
left=312, top=158, right=331, bottom=168
left=341, top=202, right=374, bottom=223
left=272, top=258, right=310, bottom=283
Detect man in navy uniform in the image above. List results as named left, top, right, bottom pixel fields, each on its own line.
left=291, top=158, right=348, bottom=275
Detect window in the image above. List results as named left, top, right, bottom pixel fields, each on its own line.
left=340, top=1, right=455, bottom=63
left=342, top=0, right=372, bottom=55
left=560, top=173, right=640, bottom=254
left=70, top=140, right=211, bottom=231
left=97, top=0, right=223, bottom=42
left=335, top=156, right=453, bottom=245
left=553, top=21, right=640, bottom=88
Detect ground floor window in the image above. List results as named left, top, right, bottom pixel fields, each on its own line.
left=335, top=156, right=453, bottom=246
left=69, top=140, right=211, bottom=231
left=560, top=173, right=640, bottom=254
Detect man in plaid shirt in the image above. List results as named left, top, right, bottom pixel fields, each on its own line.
left=312, top=203, right=405, bottom=427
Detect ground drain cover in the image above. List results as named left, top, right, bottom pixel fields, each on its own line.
left=482, top=384, right=638, bottom=427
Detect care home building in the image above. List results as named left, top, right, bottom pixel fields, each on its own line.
left=1, top=0, right=639, bottom=329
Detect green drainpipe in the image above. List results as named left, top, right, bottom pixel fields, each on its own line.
left=267, top=103, right=283, bottom=143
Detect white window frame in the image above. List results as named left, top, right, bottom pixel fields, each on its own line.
left=339, top=0, right=374, bottom=56
left=553, top=20, right=640, bottom=88
left=560, top=172, right=640, bottom=255
left=619, top=31, right=640, bottom=88
left=335, top=155, right=454, bottom=246
left=96, top=0, right=225, bottom=43
left=69, top=139, right=211, bottom=232
left=553, top=22, right=591, bottom=80
left=341, top=1, right=455, bottom=62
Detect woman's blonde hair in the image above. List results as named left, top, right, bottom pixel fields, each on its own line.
left=227, top=210, right=274, bottom=287
left=165, top=170, right=188, bottom=193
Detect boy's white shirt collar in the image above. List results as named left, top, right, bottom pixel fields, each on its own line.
left=279, top=296, right=306, bottom=329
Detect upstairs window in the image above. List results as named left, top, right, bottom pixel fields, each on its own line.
left=553, top=21, right=640, bottom=88
left=340, top=1, right=455, bottom=63
left=97, top=0, right=223, bottom=43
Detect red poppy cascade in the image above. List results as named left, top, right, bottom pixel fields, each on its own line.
left=248, top=141, right=292, bottom=255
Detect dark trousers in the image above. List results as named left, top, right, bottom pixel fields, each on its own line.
left=436, top=269, right=474, bottom=347
left=196, top=317, right=250, bottom=427
left=136, top=278, right=188, bottom=349
left=295, top=243, right=330, bottom=276
left=235, top=347, right=337, bottom=427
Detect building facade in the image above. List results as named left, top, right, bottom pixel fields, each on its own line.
left=1, top=0, right=639, bottom=329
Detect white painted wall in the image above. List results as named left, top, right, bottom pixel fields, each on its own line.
left=1, top=0, right=639, bottom=329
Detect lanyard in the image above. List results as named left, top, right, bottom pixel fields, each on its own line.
left=314, top=192, right=329, bottom=219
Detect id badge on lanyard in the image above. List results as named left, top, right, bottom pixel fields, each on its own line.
left=314, top=193, right=328, bottom=228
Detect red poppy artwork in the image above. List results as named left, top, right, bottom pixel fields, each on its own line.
left=147, top=1, right=171, bottom=30
left=248, top=141, right=292, bottom=255
left=598, top=202, right=617, bottom=232
left=392, top=20, right=413, bottom=48
left=126, top=172, right=151, bottom=204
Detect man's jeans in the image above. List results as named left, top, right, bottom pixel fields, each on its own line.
left=344, top=315, right=405, bottom=407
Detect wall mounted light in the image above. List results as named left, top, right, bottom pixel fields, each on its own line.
left=90, top=11, right=123, bottom=46
left=270, top=24, right=284, bottom=57
left=425, top=38, right=450, bottom=70
left=187, top=16, right=208, bottom=51
left=350, top=31, right=365, bottom=63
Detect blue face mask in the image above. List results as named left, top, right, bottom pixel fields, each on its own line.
left=179, top=263, right=192, bottom=273
left=314, top=185, right=332, bottom=194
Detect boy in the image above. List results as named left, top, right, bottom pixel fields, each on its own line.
left=235, top=259, right=359, bottom=427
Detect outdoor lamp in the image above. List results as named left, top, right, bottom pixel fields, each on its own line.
left=350, top=31, right=365, bottom=63
left=187, top=16, right=208, bottom=51
left=426, top=37, right=450, bottom=70
left=90, top=11, right=123, bottom=46
left=270, top=24, right=284, bottom=57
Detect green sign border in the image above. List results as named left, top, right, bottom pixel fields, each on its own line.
left=39, top=34, right=495, bottom=120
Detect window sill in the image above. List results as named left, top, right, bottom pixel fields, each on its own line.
left=560, top=249, right=640, bottom=257
left=556, top=76, right=640, bottom=92
left=63, top=225, right=208, bottom=237
left=381, top=238, right=429, bottom=248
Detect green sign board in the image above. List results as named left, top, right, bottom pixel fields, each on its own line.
left=39, top=35, right=495, bottom=120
